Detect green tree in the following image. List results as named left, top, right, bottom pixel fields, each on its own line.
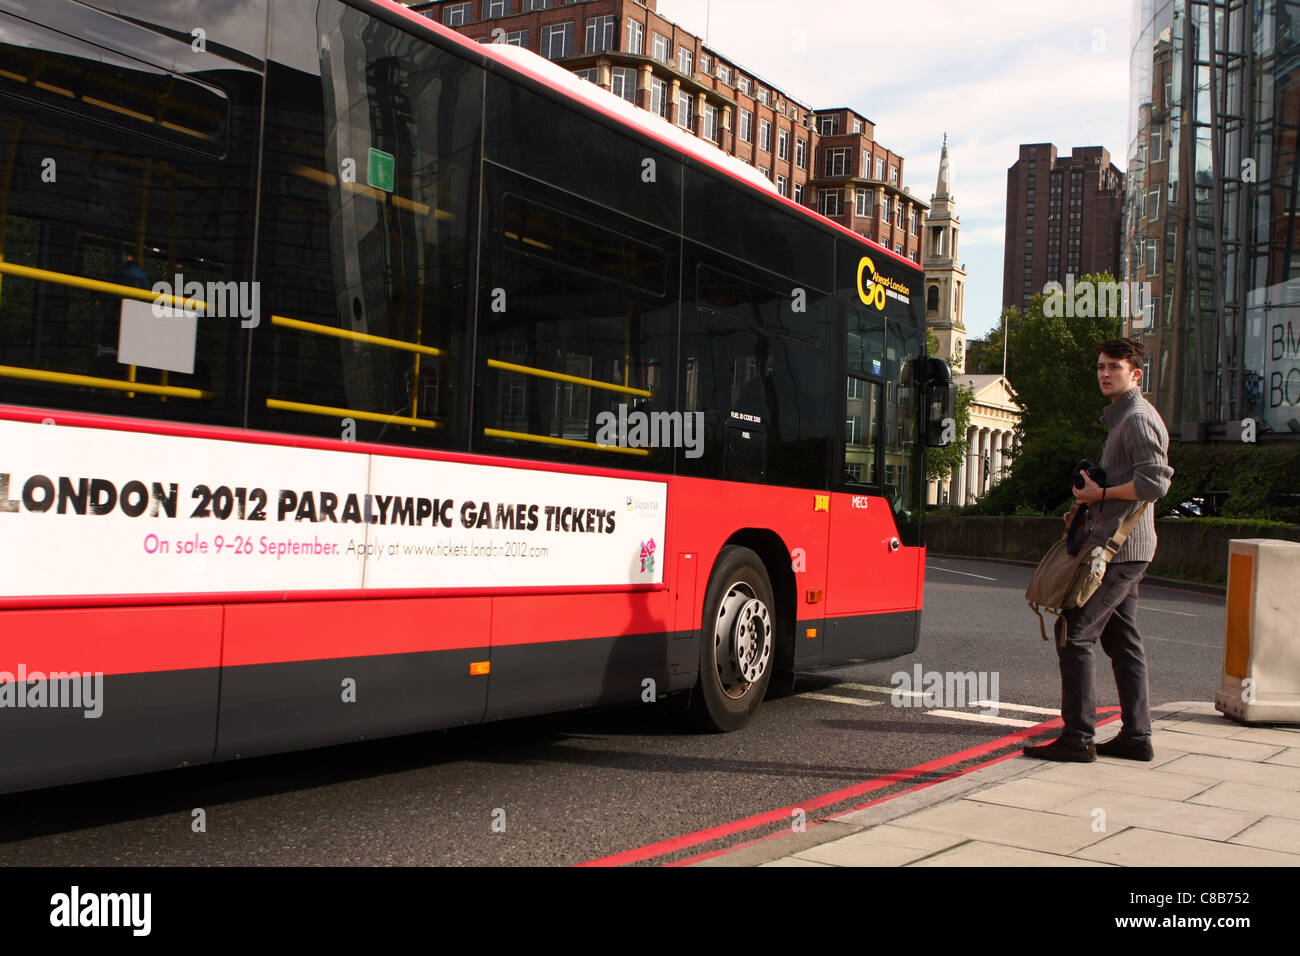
left=924, top=329, right=973, bottom=485
left=975, top=274, right=1123, bottom=514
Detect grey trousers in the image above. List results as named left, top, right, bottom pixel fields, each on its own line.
left=1054, top=560, right=1152, bottom=747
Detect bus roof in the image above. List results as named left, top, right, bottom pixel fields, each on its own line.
left=370, top=0, right=920, bottom=274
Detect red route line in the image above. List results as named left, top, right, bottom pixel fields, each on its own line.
left=577, top=707, right=1122, bottom=868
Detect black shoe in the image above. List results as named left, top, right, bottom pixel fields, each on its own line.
left=1096, top=736, right=1155, bottom=761
left=1022, top=738, right=1097, bottom=762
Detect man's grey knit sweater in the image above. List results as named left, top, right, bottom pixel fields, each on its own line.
left=1094, top=386, right=1175, bottom=563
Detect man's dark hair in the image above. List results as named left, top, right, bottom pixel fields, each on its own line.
left=1095, top=337, right=1145, bottom=370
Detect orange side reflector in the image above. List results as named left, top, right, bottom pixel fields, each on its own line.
left=813, top=494, right=830, bottom=512
left=469, top=661, right=491, bottom=676
left=804, top=627, right=817, bottom=639
left=1224, top=553, right=1253, bottom=679
left=805, top=589, right=823, bottom=604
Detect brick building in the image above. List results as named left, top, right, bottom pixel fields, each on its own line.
left=406, top=0, right=923, bottom=260
left=1003, top=143, right=1125, bottom=311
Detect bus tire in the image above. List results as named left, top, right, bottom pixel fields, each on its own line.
left=689, top=546, right=776, bottom=732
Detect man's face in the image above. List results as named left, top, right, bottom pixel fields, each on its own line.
left=1097, top=352, right=1141, bottom=399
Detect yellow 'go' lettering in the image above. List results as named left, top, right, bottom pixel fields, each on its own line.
left=856, top=256, right=886, bottom=311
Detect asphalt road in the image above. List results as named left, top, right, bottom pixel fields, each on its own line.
left=0, top=557, right=1226, bottom=866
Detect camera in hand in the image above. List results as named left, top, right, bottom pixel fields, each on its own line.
left=1066, top=460, right=1108, bottom=555
left=1072, top=459, right=1107, bottom=490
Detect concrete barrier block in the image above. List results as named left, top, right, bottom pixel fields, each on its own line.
left=1214, top=539, right=1300, bottom=724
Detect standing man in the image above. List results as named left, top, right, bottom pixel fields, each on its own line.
left=1023, top=337, right=1174, bottom=762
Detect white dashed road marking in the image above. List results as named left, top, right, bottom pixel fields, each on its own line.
left=799, top=685, right=1057, bottom=728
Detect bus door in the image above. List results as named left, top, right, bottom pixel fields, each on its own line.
left=824, top=311, right=922, bottom=664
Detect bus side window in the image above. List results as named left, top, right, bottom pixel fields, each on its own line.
left=682, top=256, right=833, bottom=488
left=248, top=0, right=481, bottom=450
left=475, top=166, right=678, bottom=471
left=0, top=9, right=257, bottom=428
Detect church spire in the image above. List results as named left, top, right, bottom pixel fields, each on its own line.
left=935, top=132, right=952, bottom=200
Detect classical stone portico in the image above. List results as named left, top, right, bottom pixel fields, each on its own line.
left=931, top=375, right=1019, bottom=507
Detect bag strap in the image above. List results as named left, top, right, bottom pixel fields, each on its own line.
left=1102, top=500, right=1149, bottom=558
left=1029, top=603, right=1049, bottom=641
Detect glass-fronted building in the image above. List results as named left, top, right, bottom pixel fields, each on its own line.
left=1127, top=0, right=1300, bottom=439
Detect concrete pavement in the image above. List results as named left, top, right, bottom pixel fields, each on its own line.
left=703, top=701, right=1300, bottom=867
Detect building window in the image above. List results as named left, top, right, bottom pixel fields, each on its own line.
left=678, top=47, right=693, bottom=75
left=757, top=87, right=769, bottom=105
left=911, top=209, right=920, bottom=235
left=677, top=90, right=695, bottom=130
left=852, top=118, right=863, bottom=135
left=703, top=104, right=719, bottom=142
left=650, top=77, right=668, bottom=118
left=778, top=129, right=790, bottom=161
left=541, top=22, right=573, bottom=59
left=524, top=0, right=552, bottom=10
left=881, top=195, right=892, bottom=220
left=738, top=108, right=752, bottom=143
left=502, top=29, right=528, bottom=46
left=610, top=66, right=636, bottom=102
left=776, top=175, right=788, bottom=197
left=819, top=114, right=840, bottom=135
left=855, top=189, right=872, bottom=217
left=625, top=19, right=644, bottom=55
left=760, top=167, right=771, bottom=181
left=888, top=164, right=898, bottom=183
left=574, top=68, right=597, bottom=82
left=909, top=250, right=918, bottom=263
left=1150, top=129, right=1163, bottom=161
left=738, top=75, right=752, bottom=95
left=699, top=53, right=711, bottom=75
left=1146, top=239, right=1159, bottom=274
left=794, top=183, right=804, bottom=204
left=443, top=2, right=472, bottom=26
left=718, top=64, right=732, bottom=85
left=875, top=157, right=885, bottom=179
left=819, top=188, right=844, bottom=217
left=759, top=119, right=771, bottom=152
left=896, top=203, right=905, bottom=228
left=488, top=0, right=510, bottom=15
left=1141, top=357, right=1152, bottom=391
left=796, top=138, right=807, bottom=169
left=652, top=32, right=671, bottom=64
left=1148, top=187, right=1162, bottom=219
left=825, top=146, right=850, bottom=176
left=895, top=243, right=903, bottom=255
left=586, top=16, right=616, bottom=53
left=1163, top=75, right=1173, bottom=111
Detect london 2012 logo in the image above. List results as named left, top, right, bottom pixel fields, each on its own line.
left=638, top=538, right=656, bottom=574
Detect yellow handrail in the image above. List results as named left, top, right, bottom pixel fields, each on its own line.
left=266, top=398, right=441, bottom=430
left=484, top=427, right=650, bottom=456
left=271, top=314, right=445, bottom=357
left=0, top=364, right=211, bottom=399
left=0, top=261, right=206, bottom=311
left=487, top=358, right=652, bottom=398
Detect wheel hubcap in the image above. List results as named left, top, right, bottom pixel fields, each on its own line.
left=714, top=582, right=772, bottom=698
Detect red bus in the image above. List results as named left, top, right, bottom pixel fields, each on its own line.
left=0, top=0, right=954, bottom=793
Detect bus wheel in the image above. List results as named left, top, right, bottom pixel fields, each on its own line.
left=690, top=546, right=775, bottom=732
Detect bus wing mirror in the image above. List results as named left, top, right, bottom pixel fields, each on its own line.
left=923, top=358, right=956, bottom=448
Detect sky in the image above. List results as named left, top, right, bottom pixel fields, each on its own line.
left=656, top=0, right=1133, bottom=340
